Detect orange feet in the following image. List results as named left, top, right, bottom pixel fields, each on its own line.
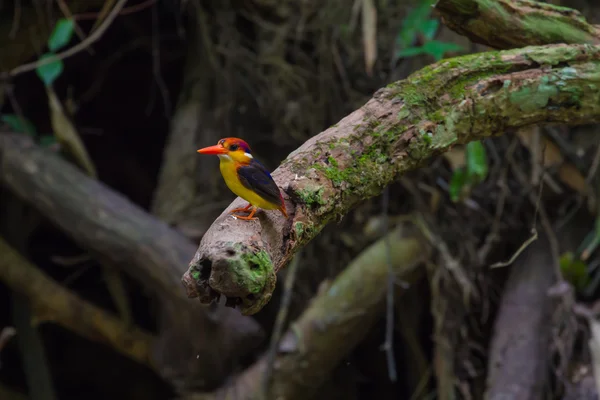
left=230, top=203, right=253, bottom=214
left=230, top=204, right=258, bottom=221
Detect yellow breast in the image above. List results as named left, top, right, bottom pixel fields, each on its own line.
left=218, top=156, right=279, bottom=210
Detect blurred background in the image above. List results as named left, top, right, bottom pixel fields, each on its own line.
left=1, top=0, right=600, bottom=399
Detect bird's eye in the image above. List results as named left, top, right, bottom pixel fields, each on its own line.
left=230, top=144, right=238, bottom=151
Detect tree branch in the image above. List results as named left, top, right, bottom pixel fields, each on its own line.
left=485, top=235, right=555, bottom=399
left=185, top=43, right=600, bottom=315
left=0, top=134, right=263, bottom=390
left=0, top=236, right=155, bottom=368
left=191, top=223, right=428, bottom=400
left=434, top=0, right=600, bottom=49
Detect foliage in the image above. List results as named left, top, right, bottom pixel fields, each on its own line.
left=449, top=141, right=489, bottom=202
left=395, top=0, right=464, bottom=62
left=48, top=19, right=76, bottom=52
left=559, top=252, right=590, bottom=292
left=35, top=18, right=74, bottom=87
left=1, top=114, right=36, bottom=136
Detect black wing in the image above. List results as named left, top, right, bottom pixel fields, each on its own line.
left=237, top=159, right=283, bottom=207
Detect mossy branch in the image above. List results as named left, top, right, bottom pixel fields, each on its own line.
left=434, top=0, right=600, bottom=49
left=185, top=43, right=600, bottom=315
left=190, top=224, right=427, bottom=400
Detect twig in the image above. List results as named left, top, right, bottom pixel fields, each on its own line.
left=490, top=231, right=538, bottom=269
left=9, top=0, right=22, bottom=39
left=4, top=0, right=128, bottom=79
left=76, top=0, right=156, bottom=21
left=491, top=145, right=547, bottom=269
left=146, top=1, right=171, bottom=118
left=0, top=236, right=156, bottom=368
left=587, top=144, right=600, bottom=183
left=261, top=253, right=302, bottom=397
left=55, top=0, right=93, bottom=55
left=12, top=293, right=57, bottom=400
left=381, top=186, right=398, bottom=382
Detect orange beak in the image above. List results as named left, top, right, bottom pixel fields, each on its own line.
left=197, top=144, right=228, bottom=155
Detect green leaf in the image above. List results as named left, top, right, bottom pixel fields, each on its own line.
left=560, top=252, right=590, bottom=291
left=465, top=141, right=489, bottom=183
left=449, top=167, right=468, bottom=202
left=396, top=46, right=429, bottom=59
left=1, top=114, right=37, bottom=135
left=396, top=40, right=464, bottom=61
left=36, top=53, right=64, bottom=86
left=396, top=0, right=436, bottom=49
left=420, top=19, right=439, bottom=40
left=420, top=40, right=464, bottom=61
left=48, top=18, right=75, bottom=52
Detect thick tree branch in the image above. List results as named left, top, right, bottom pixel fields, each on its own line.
left=190, top=223, right=427, bottom=400
left=185, top=43, right=600, bottom=315
left=0, top=135, right=190, bottom=299
left=0, top=134, right=263, bottom=390
left=0, top=236, right=155, bottom=367
left=434, top=0, right=600, bottom=49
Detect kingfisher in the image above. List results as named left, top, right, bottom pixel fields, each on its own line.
left=197, top=138, right=288, bottom=221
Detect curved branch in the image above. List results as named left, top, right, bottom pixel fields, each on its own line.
left=194, top=223, right=427, bottom=400
left=184, top=43, right=600, bottom=315
left=434, top=0, right=600, bottom=49
left=0, top=236, right=155, bottom=367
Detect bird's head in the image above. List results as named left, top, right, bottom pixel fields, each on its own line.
left=197, top=137, right=253, bottom=163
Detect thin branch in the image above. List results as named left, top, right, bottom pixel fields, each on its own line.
left=185, top=43, right=600, bottom=315
left=0, top=236, right=156, bottom=368
left=3, top=0, right=128, bottom=79
left=261, top=252, right=301, bottom=397
left=381, top=186, right=398, bottom=382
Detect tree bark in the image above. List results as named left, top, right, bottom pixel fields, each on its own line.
left=485, top=235, right=556, bottom=400
left=0, top=134, right=263, bottom=391
left=0, top=236, right=155, bottom=368
left=184, top=42, right=600, bottom=315
left=434, top=0, right=600, bottom=50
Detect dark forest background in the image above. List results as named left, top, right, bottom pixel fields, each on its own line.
left=1, top=0, right=600, bottom=399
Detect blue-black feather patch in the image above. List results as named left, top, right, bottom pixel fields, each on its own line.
left=237, top=159, right=283, bottom=207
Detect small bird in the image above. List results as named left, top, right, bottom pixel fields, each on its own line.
left=197, top=138, right=288, bottom=221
